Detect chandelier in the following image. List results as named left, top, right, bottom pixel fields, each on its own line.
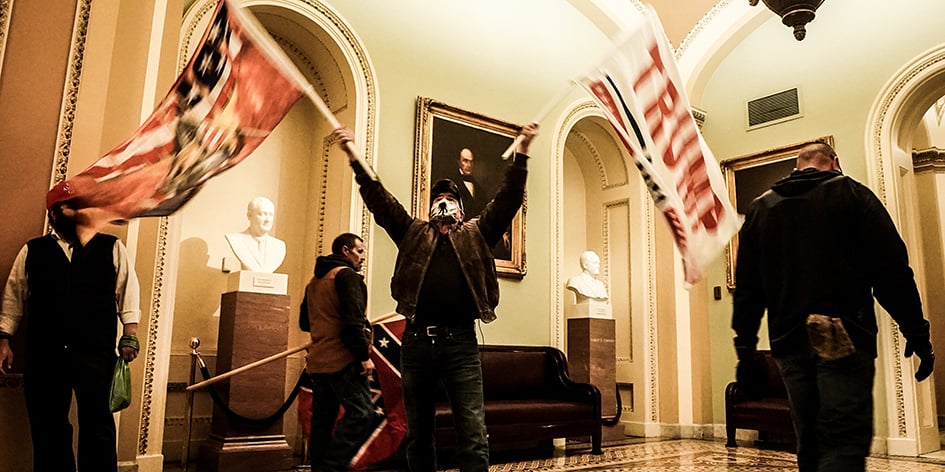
left=749, top=0, right=825, bottom=41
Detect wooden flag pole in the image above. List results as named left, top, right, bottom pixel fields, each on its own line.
left=302, top=86, right=378, bottom=181
left=500, top=82, right=574, bottom=159
left=229, top=1, right=377, bottom=180
left=185, top=341, right=312, bottom=392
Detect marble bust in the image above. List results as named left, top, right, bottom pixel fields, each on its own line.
left=566, top=251, right=609, bottom=302
left=225, top=197, right=286, bottom=273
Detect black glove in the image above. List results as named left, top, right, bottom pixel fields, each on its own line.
left=735, top=347, right=766, bottom=400
left=904, top=338, right=935, bottom=382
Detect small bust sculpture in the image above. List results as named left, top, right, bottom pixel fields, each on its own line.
left=225, top=197, right=286, bottom=273
left=566, top=251, right=609, bottom=302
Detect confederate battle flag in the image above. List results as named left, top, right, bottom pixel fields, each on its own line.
left=351, top=317, right=408, bottom=468
left=297, top=317, right=407, bottom=468
left=45, top=0, right=308, bottom=222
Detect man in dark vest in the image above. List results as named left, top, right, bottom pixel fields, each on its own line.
left=301, top=232, right=374, bottom=471
left=0, top=198, right=141, bottom=472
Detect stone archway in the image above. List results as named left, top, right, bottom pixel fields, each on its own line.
left=135, top=0, right=378, bottom=466
left=865, top=44, right=945, bottom=456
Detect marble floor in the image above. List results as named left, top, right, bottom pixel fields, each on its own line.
left=167, top=437, right=945, bottom=471
left=364, top=438, right=945, bottom=472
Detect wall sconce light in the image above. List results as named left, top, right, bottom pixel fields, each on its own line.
left=749, top=0, right=825, bottom=41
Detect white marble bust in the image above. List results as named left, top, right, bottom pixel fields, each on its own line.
left=225, top=197, right=286, bottom=273
left=566, top=251, right=609, bottom=302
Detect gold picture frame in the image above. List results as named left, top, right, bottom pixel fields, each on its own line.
left=720, top=136, right=834, bottom=290
left=414, top=97, right=526, bottom=279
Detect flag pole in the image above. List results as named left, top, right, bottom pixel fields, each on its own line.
left=227, top=0, right=378, bottom=180
left=302, top=86, right=379, bottom=181
left=500, top=81, right=574, bottom=159
left=185, top=341, right=312, bottom=391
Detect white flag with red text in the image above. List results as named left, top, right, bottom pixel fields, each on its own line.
left=45, top=0, right=308, bottom=224
left=577, top=7, right=740, bottom=286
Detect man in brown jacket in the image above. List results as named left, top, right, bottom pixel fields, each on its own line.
left=301, top=232, right=374, bottom=472
left=333, top=123, right=537, bottom=472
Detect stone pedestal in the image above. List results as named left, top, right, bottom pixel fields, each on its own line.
left=566, top=317, right=617, bottom=419
left=198, top=288, right=294, bottom=472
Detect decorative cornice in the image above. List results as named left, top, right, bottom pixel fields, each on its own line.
left=676, top=0, right=735, bottom=60
left=0, top=0, right=13, bottom=75
left=691, top=106, right=706, bottom=129
left=554, top=101, right=604, bottom=349
left=568, top=129, right=630, bottom=191
left=601, top=199, right=629, bottom=290
left=913, top=147, right=945, bottom=172
left=871, top=50, right=945, bottom=207
left=643, top=182, right=658, bottom=422
left=53, top=0, right=93, bottom=187
left=317, top=137, right=330, bottom=255
left=869, top=48, right=945, bottom=439
left=271, top=33, right=334, bottom=111
left=292, top=0, right=378, bottom=267
left=138, top=216, right=170, bottom=455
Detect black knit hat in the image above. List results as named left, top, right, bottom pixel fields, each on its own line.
left=430, top=179, right=463, bottom=208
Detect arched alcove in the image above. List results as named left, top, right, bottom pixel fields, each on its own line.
left=866, top=43, right=945, bottom=455
left=141, top=0, right=378, bottom=461
left=556, top=99, right=659, bottom=436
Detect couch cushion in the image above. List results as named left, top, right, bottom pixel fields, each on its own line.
left=480, top=350, right=553, bottom=399
left=730, top=398, right=791, bottom=416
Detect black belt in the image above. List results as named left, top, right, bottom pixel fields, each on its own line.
left=407, top=324, right=472, bottom=338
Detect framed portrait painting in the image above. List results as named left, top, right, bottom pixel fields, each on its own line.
left=414, top=97, right=526, bottom=279
left=719, top=136, right=834, bottom=290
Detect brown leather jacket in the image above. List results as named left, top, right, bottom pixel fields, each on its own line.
left=353, top=154, right=528, bottom=324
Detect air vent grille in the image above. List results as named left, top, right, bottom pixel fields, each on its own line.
left=747, top=88, right=800, bottom=128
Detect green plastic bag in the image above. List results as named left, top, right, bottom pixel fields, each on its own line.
left=109, top=358, right=131, bottom=412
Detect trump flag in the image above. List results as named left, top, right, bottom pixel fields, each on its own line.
left=577, top=7, right=740, bottom=286
left=46, top=0, right=308, bottom=222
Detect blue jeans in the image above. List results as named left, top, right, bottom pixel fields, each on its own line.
left=775, top=350, right=875, bottom=472
left=401, top=325, right=488, bottom=472
left=309, top=362, right=376, bottom=472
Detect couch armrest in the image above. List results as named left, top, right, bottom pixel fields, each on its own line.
left=545, top=348, right=602, bottom=411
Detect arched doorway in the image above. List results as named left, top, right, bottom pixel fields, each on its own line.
left=144, top=0, right=378, bottom=464
left=866, top=44, right=945, bottom=455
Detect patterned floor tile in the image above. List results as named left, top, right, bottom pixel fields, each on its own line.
left=434, top=439, right=945, bottom=472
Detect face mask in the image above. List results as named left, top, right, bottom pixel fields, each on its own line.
left=429, top=196, right=462, bottom=225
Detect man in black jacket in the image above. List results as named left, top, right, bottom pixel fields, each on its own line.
left=332, top=123, right=537, bottom=472
left=300, top=232, right=374, bottom=472
left=732, top=142, right=934, bottom=471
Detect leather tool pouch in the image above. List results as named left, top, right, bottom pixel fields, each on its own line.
left=806, top=314, right=856, bottom=360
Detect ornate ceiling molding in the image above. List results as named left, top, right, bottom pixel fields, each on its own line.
left=0, top=0, right=13, bottom=76
left=913, top=147, right=945, bottom=173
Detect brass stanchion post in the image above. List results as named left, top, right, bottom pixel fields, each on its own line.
left=182, top=337, right=201, bottom=471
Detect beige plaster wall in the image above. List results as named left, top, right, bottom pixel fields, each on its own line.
left=323, top=0, right=612, bottom=346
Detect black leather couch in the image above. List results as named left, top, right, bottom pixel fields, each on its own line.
left=434, top=344, right=602, bottom=455
left=725, top=350, right=795, bottom=447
